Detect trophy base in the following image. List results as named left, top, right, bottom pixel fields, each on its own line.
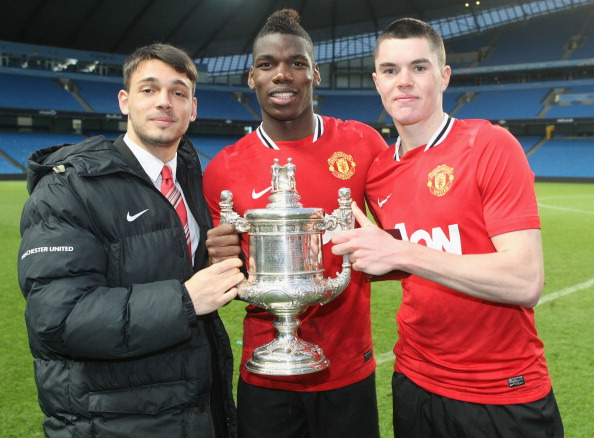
left=246, top=337, right=330, bottom=376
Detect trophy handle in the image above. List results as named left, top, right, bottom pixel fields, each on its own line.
left=319, top=187, right=354, bottom=305
left=219, top=190, right=250, bottom=232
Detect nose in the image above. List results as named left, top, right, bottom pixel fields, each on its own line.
left=273, top=63, right=293, bottom=83
left=397, top=70, right=413, bottom=87
left=157, top=90, right=172, bottom=109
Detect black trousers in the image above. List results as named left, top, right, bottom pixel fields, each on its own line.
left=392, top=372, right=564, bottom=438
left=237, top=372, right=380, bottom=438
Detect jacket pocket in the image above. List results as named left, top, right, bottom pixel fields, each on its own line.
left=88, top=380, right=192, bottom=415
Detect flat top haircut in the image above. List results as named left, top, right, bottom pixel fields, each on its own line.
left=123, top=43, right=198, bottom=94
left=254, top=8, right=315, bottom=60
left=375, top=17, right=446, bottom=68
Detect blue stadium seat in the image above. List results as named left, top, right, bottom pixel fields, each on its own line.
left=528, top=138, right=594, bottom=178
left=453, top=87, right=549, bottom=120
left=318, top=92, right=383, bottom=123
left=0, top=132, right=86, bottom=169
left=187, top=135, right=242, bottom=168
left=0, top=157, right=21, bottom=174
left=516, top=135, right=543, bottom=153
left=0, top=73, right=84, bottom=112
left=195, top=90, right=257, bottom=121
left=76, top=80, right=122, bottom=113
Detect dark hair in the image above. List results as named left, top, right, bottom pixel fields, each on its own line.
left=254, top=9, right=315, bottom=59
left=122, top=43, right=198, bottom=94
left=375, top=18, right=446, bottom=67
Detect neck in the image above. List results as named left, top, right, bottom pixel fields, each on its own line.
left=261, top=112, right=316, bottom=142
left=396, top=111, right=445, bottom=153
left=125, top=130, right=181, bottom=164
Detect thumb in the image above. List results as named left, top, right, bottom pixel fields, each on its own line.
left=352, top=202, right=374, bottom=228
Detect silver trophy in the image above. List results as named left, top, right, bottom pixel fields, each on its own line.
left=220, top=158, right=353, bottom=375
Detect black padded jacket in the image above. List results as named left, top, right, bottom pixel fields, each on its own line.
left=18, top=135, right=237, bottom=437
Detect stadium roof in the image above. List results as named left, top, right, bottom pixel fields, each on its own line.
left=2, top=0, right=593, bottom=76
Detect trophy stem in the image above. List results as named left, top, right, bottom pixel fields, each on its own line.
left=246, top=308, right=330, bottom=376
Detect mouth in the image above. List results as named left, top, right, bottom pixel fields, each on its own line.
left=395, top=95, right=417, bottom=103
left=150, top=115, right=176, bottom=125
left=269, top=90, right=297, bottom=105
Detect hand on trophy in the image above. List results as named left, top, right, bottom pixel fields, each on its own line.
left=184, top=257, right=244, bottom=315
left=332, top=202, right=405, bottom=276
left=206, top=223, right=242, bottom=265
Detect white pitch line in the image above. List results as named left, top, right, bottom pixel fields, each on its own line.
left=536, top=277, right=594, bottom=306
left=376, top=351, right=395, bottom=365
left=375, top=277, right=594, bottom=365
left=538, top=203, right=594, bottom=215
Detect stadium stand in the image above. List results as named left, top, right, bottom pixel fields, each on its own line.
left=76, top=80, right=121, bottom=114
left=0, top=156, right=19, bottom=174
left=0, top=72, right=259, bottom=120
left=0, top=72, right=84, bottom=112
left=0, top=132, right=86, bottom=173
left=1, top=6, right=593, bottom=180
left=546, top=85, right=594, bottom=118
left=452, top=86, right=551, bottom=120
left=528, top=138, right=594, bottom=178
left=194, top=89, right=257, bottom=121
left=570, top=15, right=594, bottom=59
left=477, top=12, right=584, bottom=66
left=188, top=134, right=242, bottom=168
left=317, top=92, right=384, bottom=124
left=516, top=135, right=543, bottom=153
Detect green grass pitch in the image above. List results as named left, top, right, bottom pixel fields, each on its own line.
left=1, top=180, right=593, bottom=437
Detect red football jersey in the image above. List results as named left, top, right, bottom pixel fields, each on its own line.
left=366, top=116, right=551, bottom=404
left=203, top=115, right=388, bottom=391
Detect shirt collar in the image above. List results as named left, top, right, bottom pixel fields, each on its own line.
left=256, top=114, right=324, bottom=150
left=394, top=113, right=454, bottom=161
left=124, top=133, right=178, bottom=184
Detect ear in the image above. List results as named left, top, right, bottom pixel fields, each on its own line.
left=313, top=64, right=321, bottom=87
left=371, top=72, right=380, bottom=93
left=247, top=67, right=255, bottom=90
left=441, top=65, right=451, bottom=92
left=190, top=97, right=197, bottom=122
left=118, top=90, right=129, bottom=115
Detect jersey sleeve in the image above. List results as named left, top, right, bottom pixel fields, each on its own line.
left=474, top=124, right=540, bottom=237
left=356, top=120, right=390, bottom=158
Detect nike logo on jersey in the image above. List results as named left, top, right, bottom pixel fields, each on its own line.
left=127, top=209, right=149, bottom=222
left=252, top=186, right=272, bottom=199
left=378, top=194, right=392, bottom=208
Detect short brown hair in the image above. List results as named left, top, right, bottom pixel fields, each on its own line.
left=122, top=43, right=198, bottom=94
left=375, top=18, right=446, bottom=67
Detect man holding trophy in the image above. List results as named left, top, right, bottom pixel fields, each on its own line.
left=203, top=9, right=387, bottom=438
left=331, top=17, right=563, bottom=438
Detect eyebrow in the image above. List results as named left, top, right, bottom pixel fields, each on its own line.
left=136, top=76, right=191, bottom=89
left=255, top=53, right=309, bottom=62
left=378, top=58, right=431, bottom=68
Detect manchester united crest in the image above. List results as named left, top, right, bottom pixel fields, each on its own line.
left=427, top=164, right=454, bottom=196
left=328, top=151, right=356, bottom=180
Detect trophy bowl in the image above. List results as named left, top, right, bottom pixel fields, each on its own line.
left=220, top=158, right=353, bottom=375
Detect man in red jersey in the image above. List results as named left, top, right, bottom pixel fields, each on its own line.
left=331, top=18, right=563, bottom=438
left=203, top=9, right=387, bottom=438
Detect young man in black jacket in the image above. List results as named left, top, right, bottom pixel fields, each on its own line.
left=18, top=43, right=243, bottom=438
